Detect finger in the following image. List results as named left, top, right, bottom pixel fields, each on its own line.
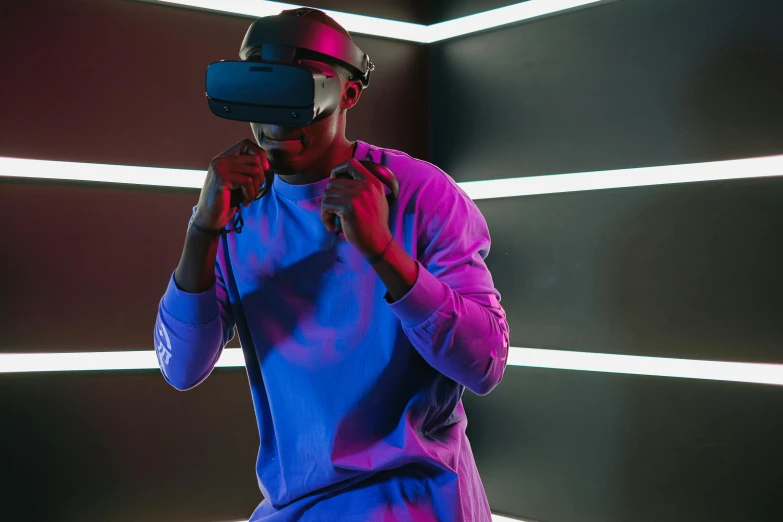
left=342, top=159, right=376, bottom=185
left=326, top=178, right=362, bottom=190
left=322, top=187, right=360, bottom=199
left=239, top=139, right=266, bottom=157
left=215, top=155, right=261, bottom=172
left=320, top=203, right=337, bottom=232
left=231, top=155, right=265, bottom=187
left=220, top=138, right=259, bottom=157
left=321, top=199, right=352, bottom=216
left=229, top=153, right=269, bottom=189
left=240, top=183, right=254, bottom=207
left=320, top=199, right=351, bottom=232
left=259, top=149, right=271, bottom=172
left=215, top=164, right=264, bottom=193
left=222, top=182, right=251, bottom=209
left=321, top=208, right=336, bottom=232
left=223, top=175, right=257, bottom=203
left=234, top=154, right=265, bottom=166
left=222, top=172, right=258, bottom=203
left=215, top=158, right=263, bottom=185
left=240, top=185, right=252, bottom=206
left=330, top=161, right=354, bottom=180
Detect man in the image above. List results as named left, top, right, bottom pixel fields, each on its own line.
left=154, top=7, right=509, bottom=521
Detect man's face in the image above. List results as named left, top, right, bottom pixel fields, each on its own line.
left=248, top=62, right=358, bottom=176
left=250, top=98, right=341, bottom=176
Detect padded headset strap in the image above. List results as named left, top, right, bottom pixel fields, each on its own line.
left=239, top=16, right=374, bottom=86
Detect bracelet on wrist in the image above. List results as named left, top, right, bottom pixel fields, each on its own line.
left=367, top=237, right=395, bottom=265
left=189, top=211, right=245, bottom=238
left=189, top=220, right=223, bottom=239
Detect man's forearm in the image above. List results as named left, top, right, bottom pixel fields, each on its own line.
left=174, top=226, right=221, bottom=293
left=370, top=240, right=419, bottom=302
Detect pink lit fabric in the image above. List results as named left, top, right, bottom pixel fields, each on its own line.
left=154, top=141, right=509, bottom=521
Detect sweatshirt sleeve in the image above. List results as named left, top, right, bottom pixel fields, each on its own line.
left=154, top=252, right=236, bottom=391
left=387, top=181, right=510, bottom=396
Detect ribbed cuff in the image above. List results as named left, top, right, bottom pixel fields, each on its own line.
left=161, top=272, right=219, bottom=325
left=387, top=262, right=448, bottom=328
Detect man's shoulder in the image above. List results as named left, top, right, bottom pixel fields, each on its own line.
left=356, top=141, right=470, bottom=205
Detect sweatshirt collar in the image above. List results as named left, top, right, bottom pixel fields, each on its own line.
left=272, top=141, right=371, bottom=201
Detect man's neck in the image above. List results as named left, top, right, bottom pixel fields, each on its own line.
left=282, top=137, right=356, bottom=185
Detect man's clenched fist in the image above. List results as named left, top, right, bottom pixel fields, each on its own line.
left=193, top=138, right=271, bottom=230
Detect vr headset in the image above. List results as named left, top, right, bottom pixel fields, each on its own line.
left=205, top=13, right=374, bottom=126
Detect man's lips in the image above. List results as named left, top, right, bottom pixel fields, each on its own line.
left=261, top=133, right=305, bottom=156
left=264, top=137, right=300, bottom=142
left=262, top=132, right=304, bottom=143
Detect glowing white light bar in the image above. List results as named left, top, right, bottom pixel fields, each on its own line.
left=426, top=0, right=607, bottom=42
left=0, top=349, right=245, bottom=373
left=491, top=515, right=534, bottom=522
left=0, top=156, right=204, bottom=189
left=2, top=154, right=783, bottom=199
left=508, top=348, right=783, bottom=386
left=459, top=154, right=783, bottom=200
left=140, top=1, right=613, bottom=43
left=146, top=0, right=430, bottom=42
left=2, top=348, right=782, bottom=386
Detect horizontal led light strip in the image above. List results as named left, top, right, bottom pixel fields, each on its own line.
left=141, top=0, right=611, bottom=43
left=2, top=154, right=783, bottom=200
left=426, top=0, right=607, bottom=42
left=491, top=515, right=534, bottom=522
left=508, top=348, right=783, bottom=386
left=0, top=349, right=243, bottom=373
left=2, top=347, right=782, bottom=386
left=458, top=154, right=783, bottom=199
left=0, top=156, right=205, bottom=189
left=145, top=0, right=429, bottom=42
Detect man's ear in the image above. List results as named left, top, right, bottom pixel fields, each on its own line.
left=340, top=79, right=363, bottom=110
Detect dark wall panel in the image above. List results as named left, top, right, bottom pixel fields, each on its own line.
left=0, top=182, right=199, bottom=353
left=431, top=0, right=783, bottom=181
left=480, top=177, right=783, bottom=363
left=464, top=367, right=783, bottom=522
left=433, top=1, right=783, bottom=521
left=0, top=0, right=428, bottom=352
left=0, top=369, right=260, bottom=522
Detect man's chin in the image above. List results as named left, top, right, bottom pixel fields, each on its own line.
left=266, top=150, right=300, bottom=175
left=270, top=159, right=298, bottom=176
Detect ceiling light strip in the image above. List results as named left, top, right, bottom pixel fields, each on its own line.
left=425, top=0, right=608, bottom=42
left=2, top=154, right=782, bottom=199
left=145, top=0, right=430, bottom=42
left=2, top=348, right=781, bottom=386
left=140, top=1, right=613, bottom=43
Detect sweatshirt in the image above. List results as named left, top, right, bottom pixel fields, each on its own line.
left=154, top=140, right=510, bottom=521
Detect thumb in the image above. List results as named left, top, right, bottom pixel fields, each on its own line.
left=221, top=138, right=260, bottom=157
